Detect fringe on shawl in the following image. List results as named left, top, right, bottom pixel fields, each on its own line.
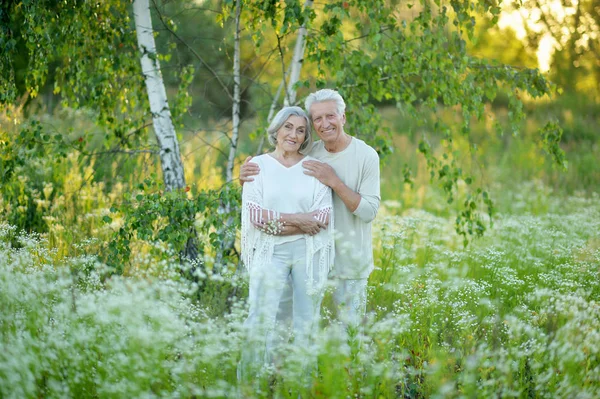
left=304, top=184, right=334, bottom=295
left=241, top=172, right=334, bottom=295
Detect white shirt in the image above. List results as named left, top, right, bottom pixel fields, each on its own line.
left=309, top=137, right=381, bottom=279
left=251, top=154, right=326, bottom=244
left=241, top=154, right=334, bottom=289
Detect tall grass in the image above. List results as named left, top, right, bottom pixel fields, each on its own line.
left=2, top=96, right=599, bottom=397
left=1, top=182, right=599, bottom=398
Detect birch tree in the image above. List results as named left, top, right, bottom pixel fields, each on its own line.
left=0, top=0, right=568, bottom=252
left=254, top=0, right=313, bottom=154
left=214, top=0, right=243, bottom=269
left=133, top=0, right=186, bottom=192
left=283, top=0, right=312, bottom=107
left=132, top=0, right=199, bottom=262
left=237, top=0, right=564, bottom=244
left=214, top=0, right=313, bottom=267
left=225, top=0, right=243, bottom=184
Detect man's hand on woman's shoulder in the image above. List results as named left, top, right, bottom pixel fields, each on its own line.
left=302, top=160, right=340, bottom=188
left=239, top=156, right=260, bottom=185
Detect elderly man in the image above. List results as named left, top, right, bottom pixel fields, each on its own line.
left=240, top=88, right=380, bottom=327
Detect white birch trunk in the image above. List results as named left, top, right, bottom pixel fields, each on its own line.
left=256, top=0, right=312, bottom=154
left=225, top=0, right=242, bottom=183
left=133, top=0, right=186, bottom=191
left=283, top=0, right=313, bottom=107
left=134, top=0, right=199, bottom=263
left=216, top=0, right=242, bottom=270
left=255, top=70, right=287, bottom=155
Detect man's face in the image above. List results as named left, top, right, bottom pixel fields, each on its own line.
left=309, top=101, right=346, bottom=145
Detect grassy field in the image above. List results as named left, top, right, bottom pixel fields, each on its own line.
left=1, top=96, right=599, bottom=397
left=1, top=177, right=599, bottom=398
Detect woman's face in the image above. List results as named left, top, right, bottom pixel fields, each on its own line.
left=275, top=115, right=307, bottom=153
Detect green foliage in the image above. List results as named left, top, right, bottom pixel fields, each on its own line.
left=0, top=0, right=150, bottom=148
left=516, top=0, right=600, bottom=98
left=2, top=184, right=599, bottom=398
left=155, top=1, right=234, bottom=121
left=105, top=176, right=241, bottom=274
left=0, top=0, right=575, bottom=249
left=539, top=120, right=567, bottom=170
left=0, top=120, right=76, bottom=235
left=240, top=0, right=310, bottom=45
left=171, top=65, right=195, bottom=128
left=534, top=92, right=599, bottom=143
left=0, top=5, right=17, bottom=103
left=1, top=121, right=66, bottom=182
left=282, top=0, right=562, bottom=242
left=468, top=16, right=538, bottom=69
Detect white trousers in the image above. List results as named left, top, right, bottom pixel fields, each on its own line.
left=239, top=239, right=325, bottom=379
left=331, top=278, right=368, bottom=327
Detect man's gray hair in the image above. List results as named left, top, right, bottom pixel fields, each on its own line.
left=267, top=106, right=313, bottom=152
left=304, top=88, right=346, bottom=117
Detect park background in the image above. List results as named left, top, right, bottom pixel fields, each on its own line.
left=1, top=0, right=599, bottom=398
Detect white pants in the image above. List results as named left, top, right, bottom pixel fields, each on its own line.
left=239, top=239, right=325, bottom=379
left=277, top=276, right=368, bottom=328
left=331, top=278, right=368, bottom=327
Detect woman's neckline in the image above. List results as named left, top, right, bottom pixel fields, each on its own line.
left=266, top=153, right=307, bottom=169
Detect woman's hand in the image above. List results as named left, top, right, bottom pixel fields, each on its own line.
left=287, top=211, right=326, bottom=235
left=252, top=212, right=324, bottom=236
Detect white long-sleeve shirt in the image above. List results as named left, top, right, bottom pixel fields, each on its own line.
left=308, top=137, right=381, bottom=279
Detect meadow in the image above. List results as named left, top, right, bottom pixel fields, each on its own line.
left=1, top=100, right=599, bottom=398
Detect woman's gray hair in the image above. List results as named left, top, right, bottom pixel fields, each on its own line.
left=267, top=106, right=313, bottom=153
left=304, top=88, right=346, bottom=117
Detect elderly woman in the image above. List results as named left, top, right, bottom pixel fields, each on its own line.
left=239, top=106, right=334, bottom=380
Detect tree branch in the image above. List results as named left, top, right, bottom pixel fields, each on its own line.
left=184, top=131, right=229, bottom=160
left=275, top=33, right=292, bottom=106
left=151, top=0, right=233, bottom=101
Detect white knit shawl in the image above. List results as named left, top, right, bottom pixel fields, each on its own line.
left=241, top=162, right=334, bottom=293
